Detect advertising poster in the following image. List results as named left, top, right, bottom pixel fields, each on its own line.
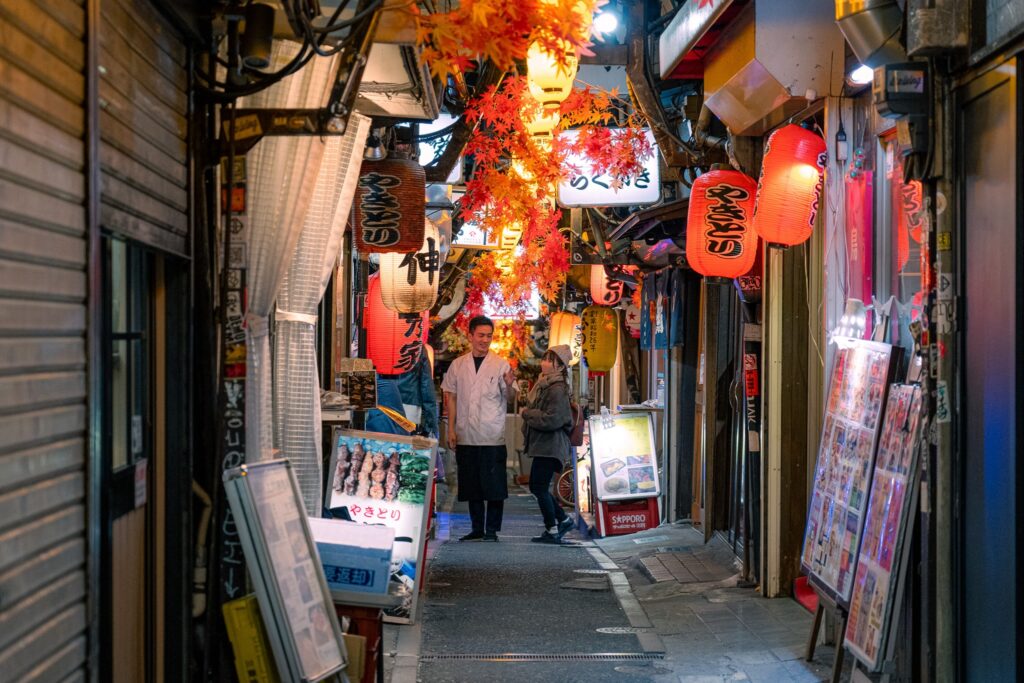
left=325, top=429, right=437, bottom=623
left=801, top=340, right=896, bottom=607
left=845, top=385, right=924, bottom=670
left=587, top=412, right=660, bottom=501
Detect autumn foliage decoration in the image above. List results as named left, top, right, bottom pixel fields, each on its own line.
left=413, top=0, right=600, bottom=83
left=460, top=77, right=653, bottom=306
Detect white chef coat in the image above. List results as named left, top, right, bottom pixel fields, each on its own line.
left=441, top=351, right=511, bottom=446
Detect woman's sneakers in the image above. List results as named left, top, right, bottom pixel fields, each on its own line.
left=530, top=530, right=561, bottom=544
left=557, top=516, right=575, bottom=537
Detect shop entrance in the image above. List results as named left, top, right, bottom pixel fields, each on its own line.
left=958, top=58, right=1020, bottom=681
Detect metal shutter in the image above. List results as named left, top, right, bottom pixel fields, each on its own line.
left=0, top=1, right=90, bottom=681
left=99, top=0, right=188, bottom=257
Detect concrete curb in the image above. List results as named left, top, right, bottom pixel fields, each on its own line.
left=585, top=545, right=667, bottom=654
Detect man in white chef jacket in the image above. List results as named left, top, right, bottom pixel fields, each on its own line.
left=441, top=315, right=517, bottom=541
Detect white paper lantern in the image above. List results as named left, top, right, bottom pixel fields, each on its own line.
left=379, top=219, right=442, bottom=313
left=548, top=311, right=583, bottom=366
left=527, top=41, right=577, bottom=110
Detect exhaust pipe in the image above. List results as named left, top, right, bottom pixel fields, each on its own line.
left=836, top=0, right=907, bottom=68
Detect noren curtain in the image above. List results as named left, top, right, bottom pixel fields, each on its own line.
left=274, top=113, right=371, bottom=515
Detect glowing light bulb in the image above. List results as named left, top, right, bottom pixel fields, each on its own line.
left=594, top=10, right=618, bottom=34
left=849, top=64, right=874, bottom=85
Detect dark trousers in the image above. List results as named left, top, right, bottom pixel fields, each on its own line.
left=468, top=499, right=504, bottom=533
left=529, top=457, right=567, bottom=529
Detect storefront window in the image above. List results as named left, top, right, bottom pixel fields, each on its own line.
left=875, top=136, right=924, bottom=317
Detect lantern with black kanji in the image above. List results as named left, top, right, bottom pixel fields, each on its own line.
left=686, top=168, right=759, bottom=280
left=590, top=265, right=623, bottom=305
left=752, top=124, right=827, bottom=247
left=379, top=219, right=441, bottom=313
left=548, top=311, right=583, bottom=366
left=355, top=157, right=426, bottom=254
left=364, top=273, right=428, bottom=375
left=581, top=305, right=618, bottom=375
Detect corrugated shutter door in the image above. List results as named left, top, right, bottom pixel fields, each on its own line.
left=99, top=0, right=188, bottom=256
left=0, top=1, right=90, bottom=681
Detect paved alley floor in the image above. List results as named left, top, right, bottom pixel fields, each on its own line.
left=384, top=489, right=848, bottom=682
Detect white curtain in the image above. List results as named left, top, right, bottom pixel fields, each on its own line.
left=274, top=113, right=371, bottom=515
left=241, top=43, right=338, bottom=461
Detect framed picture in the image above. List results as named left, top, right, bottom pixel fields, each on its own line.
left=223, top=460, right=347, bottom=682
left=801, top=339, right=900, bottom=607
left=587, top=412, right=660, bottom=502
left=325, top=428, right=437, bottom=623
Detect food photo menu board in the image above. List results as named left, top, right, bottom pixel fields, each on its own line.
left=845, top=384, right=924, bottom=670
left=801, top=339, right=898, bottom=606
left=587, top=412, right=660, bottom=501
left=325, top=429, right=437, bottom=624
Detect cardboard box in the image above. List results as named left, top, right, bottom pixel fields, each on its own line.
left=342, top=633, right=367, bottom=682
left=309, top=518, right=394, bottom=594
left=222, top=594, right=280, bottom=683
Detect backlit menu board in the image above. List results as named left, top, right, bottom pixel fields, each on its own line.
left=588, top=412, right=660, bottom=502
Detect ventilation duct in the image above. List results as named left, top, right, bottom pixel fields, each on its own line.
left=835, top=0, right=907, bottom=67
left=702, top=1, right=844, bottom=136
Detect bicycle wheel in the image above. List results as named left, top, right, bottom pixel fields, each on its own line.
left=555, top=468, right=575, bottom=507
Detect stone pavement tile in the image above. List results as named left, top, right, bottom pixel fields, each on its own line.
left=741, top=662, right=796, bottom=682
left=784, top=659, right=830, bottom=682
left=771, top=644, right=807, bottom=662
left=677, top=675, right=751, bottom=682
left=724, top=649, right=780, bottom=666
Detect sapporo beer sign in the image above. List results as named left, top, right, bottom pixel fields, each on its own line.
left=355, top=158, right=426, bottom=254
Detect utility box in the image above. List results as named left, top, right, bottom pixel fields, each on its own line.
left=703, top=0, right=845, bottom=136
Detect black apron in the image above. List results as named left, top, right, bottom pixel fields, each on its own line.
left=455, top=444, right=508, bottom=501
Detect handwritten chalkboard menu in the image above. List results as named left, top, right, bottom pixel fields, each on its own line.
left=801, top=339, right=898, bottom=607
left=224, top=460, right=347, bottom=682
left=845, top=384, right=924, bottom=670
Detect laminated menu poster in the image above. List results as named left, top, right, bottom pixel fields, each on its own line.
left=325, top=428, right=437, bottom=623
left=845, top=384, right=924, bottom=670
left=801, top=339, right=898, bottom=606
left=223, top=460, right=347, bottom=682
left=587, top=412, right=660, bottom=501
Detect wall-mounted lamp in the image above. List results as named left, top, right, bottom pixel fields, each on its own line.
left=847, top=64, right=874, bottom=86
left=594, top=10, right=619, bottom=35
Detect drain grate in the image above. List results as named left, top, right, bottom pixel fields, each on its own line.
left=420, top=653, right=664, bottom=662
left=595, top=626, right=653, bottom=634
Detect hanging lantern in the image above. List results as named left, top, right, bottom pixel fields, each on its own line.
left=752, top=124, right=827, bottom=247
left=525, top=106, right=560, bottom=138
left=548, top=311, right=583, bottom=365
left=379, top=220, right=441, bottom=313
left=355, top=157, right=425, bottom=254
left=363, top=273, right=429, bottom=375
left=581, top=305, right=618, bottom=375
left=901, top=179, right=928, bottom=243
left=590, top=265, right=624, bottom=305
left=686, top=168, right=758, bottom=280
left=500, top=222, right=523, bottom=250
left=527, top=41, right=577, bottom=110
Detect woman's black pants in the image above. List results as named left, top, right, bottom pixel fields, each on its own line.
left=529, top=456, right=567, bottom=529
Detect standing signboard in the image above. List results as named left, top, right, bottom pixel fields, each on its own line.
left=588, top=412, right=660, bottom=501
left=223, top=460, right=348, bottom=682
left=845, top=384, right=924, bottom=670
left=801, top=339, right=898, bottom=606
left=325, top=429, right=437, bottom=624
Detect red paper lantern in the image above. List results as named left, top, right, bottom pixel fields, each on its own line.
left=590, top=265, right=623, bottom=305
left=363, top=273, right=429, bottom=375
left=686, top=169, right=758, bottom=279
left=752, top=124, right=827, bottom=247
left=355, top=158, right=426, bottom=254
